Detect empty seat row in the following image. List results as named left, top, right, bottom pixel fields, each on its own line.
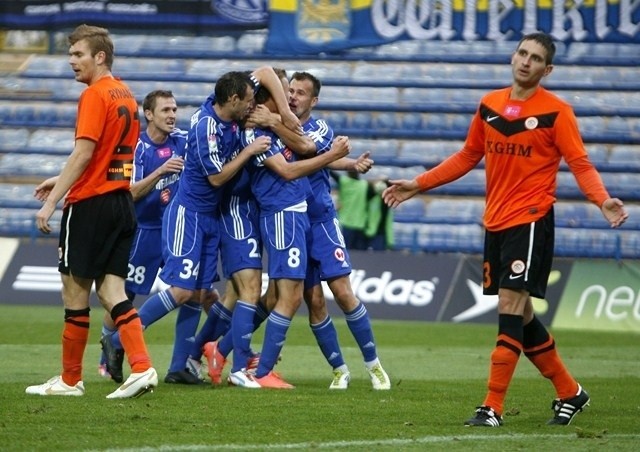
left=393, top=222, right=639, bottom=258
left=14, top=54, right=640, bottom=94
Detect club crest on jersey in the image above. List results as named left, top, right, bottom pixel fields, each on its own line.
left=334, top=248, right=345, bottom=262
left=157, top=147, right=172, bottom=158
left=525, top=117, right=539, bottom=130
left=283, top=147, right=293, bottom=161
left=510, top=259, right=526, bottom=274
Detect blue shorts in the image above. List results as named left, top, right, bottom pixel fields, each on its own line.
left=126, top=227, right=163, bottom=295
left=305, top=217, right=352, bottom=289
left=159, top=200, right=220, bottom=291
left=219, top=196, right=263, bottom=279
left=260, top=210, right=310, bottom=280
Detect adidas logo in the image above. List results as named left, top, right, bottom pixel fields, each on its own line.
left=328, top=352, right=340, bottom=360
left=242, top=333, right=252, bottom=340
left=363, top=341, right=375, bottom=349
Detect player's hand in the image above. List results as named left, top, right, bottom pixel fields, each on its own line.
left=354, top=151, right=373, bottom=174
left=161, top=156, right=184, bottom=174
left=382, top=179, right=421, bottom=208
left=247, top=135, right=271, bottom=155
left=34, top=176, right=59, bottom=202
left=247, top=105, right=278, bottom=128
left=601, top=198, right=628, bottom=228
left=330, top=136, right=351, bottom=160
left=281, top=109, right=302, bottom=135
left=35, top=202, right=56, bottom=234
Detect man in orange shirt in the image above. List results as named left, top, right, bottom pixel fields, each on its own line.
left=383, top=32, right=628, bottom=427
left=26, top=24, right=157, bottom=399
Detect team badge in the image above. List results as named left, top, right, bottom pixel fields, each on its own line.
left=334, top=248, right=345, bottom=262
left=525, top=117, right=539, bottom=130
left=510, top=259, right=525, bottom=274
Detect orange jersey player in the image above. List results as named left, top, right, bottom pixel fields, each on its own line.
left=383, top=32, right=627, bottom=427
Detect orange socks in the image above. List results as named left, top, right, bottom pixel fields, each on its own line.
left=111, top=300, right=152, bottom=373
left=483, top=314, right=523, bottom=415
left=61, top=308, right=90, bottom=386
left=523, top=316, right=578, bottom=399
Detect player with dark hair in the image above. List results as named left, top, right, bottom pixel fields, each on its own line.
left=27, top=24, right=156, bottom=399
left=100, top=68, right=299, bottom=384
left=383, top=32, right=628, bottom=426
left=232, top=69, right=350, bottom=388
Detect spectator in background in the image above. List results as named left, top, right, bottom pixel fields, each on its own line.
left=26, top=24, right=157, bottom=399
left=383, top=32, right=628, bottom=427
left=365, top=178, right=394, bottom=251
left=330, top=170, right=369, bottom=250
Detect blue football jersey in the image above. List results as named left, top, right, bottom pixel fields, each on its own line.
left=132, top=129, right=187, bottom=228
left=175, top=94, right=244, bottom=213
left=303, top=117, right=336, bottom=223
left=244, top=127, right=309, bottom=216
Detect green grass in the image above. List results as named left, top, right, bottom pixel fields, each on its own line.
left=0, top=304, right=639, bottom=451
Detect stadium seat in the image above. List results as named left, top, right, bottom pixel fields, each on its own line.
left=0, top=154, right=67, bottom=178
left=26, top=129, right=75, bottom=154
left=424, top=198, right=484, bottom=225
left=0, top=128, right=30, bottom=151
left=608, top=145, right=640, bottom=171
left=430, top=169, right=485, bottom=196
left=394, top=198, right=427, bottom=223
left=0, top=183, right=39, bottom=208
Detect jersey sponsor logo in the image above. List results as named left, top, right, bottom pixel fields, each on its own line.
left=157, top=147, right=172, bottom=158
left=504, top=105, right=522, bottom=117
left=486, top=140, right=532, bottom=157
left=107, top=159, right=133, bottom=181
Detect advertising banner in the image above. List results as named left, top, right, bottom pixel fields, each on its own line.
left=266, top=0, right=640, bottom=55
left=552, top=260, right=640, bottom=333
left=0, top=239, right=459, bottom=322
left=0, top=0, right=268, bottom=30
left=436, top=255, right=572, bottom=327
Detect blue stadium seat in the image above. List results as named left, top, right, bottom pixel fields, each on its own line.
left=26, top=129, right=75, bottom=154
left=0, top=154, right=67, bottom=178
left=394, top=198, right=427, bottom=223
left=554, top=202, right=599, bottom=228
left=22, top=55, right=68, bottom=77
left=0, top=183, right=39, bottom=208
left=430, top=169, right=485, bottom=196
left=608, top=145, right=640, bottom=171
left=601, top=172, right=640, bottom=200
left=352, top=62, right=401, bottom=82
left=0, top=127, right=29, bottom=151
left=398, top=140, right=459, bottom=167
left=0, top=207, right=62, bottom=237
left=350, top=138, right=399, bottom=162
left=236, top=32, right=267, bottom=55
left=416, top=223, right=484, bottom=254
left=349, top=111, right=373, bottom=130
left=424, top=199, right=484, bottom=225
left=555, top=227, right=621, bottom=258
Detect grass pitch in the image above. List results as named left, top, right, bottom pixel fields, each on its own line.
left=0, top=304, right=638, bottom=451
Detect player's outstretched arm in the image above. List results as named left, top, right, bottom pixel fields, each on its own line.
left=382, top=179, right=421, bottom=208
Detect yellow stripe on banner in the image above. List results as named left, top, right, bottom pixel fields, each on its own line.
left=269, top=0, right=297, bottom=13
left=352, top=0, right=372, bottom=10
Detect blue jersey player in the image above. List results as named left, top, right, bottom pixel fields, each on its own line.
left=288, top=72, right=391, bottom=390
left=101, top=70, right=295, bottom=384
left=230, top=69, right=350, bottom=389
left=99, top=90, right=201, bottom=384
